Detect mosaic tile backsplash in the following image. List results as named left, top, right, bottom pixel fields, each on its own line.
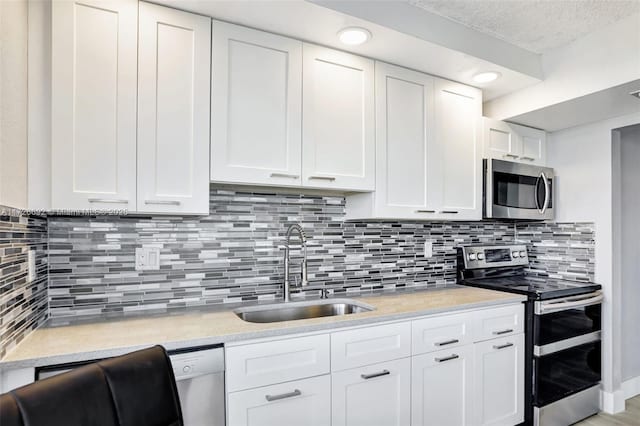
left=516, top=222, right=595, bottom=283
left=0, top=208, right=48, bottom=358
left=44, top=188, right=597, bottom=319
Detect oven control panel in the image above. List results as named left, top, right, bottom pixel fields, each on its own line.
left=461, top=244, right=529, bottom=269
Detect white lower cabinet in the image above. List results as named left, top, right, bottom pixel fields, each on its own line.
left=411, top=345, right=474, bottom=426
left=332, top=357, right=411, bottom=426
left=474, top=334, right=525, bottom=426
left=225, top=304, right=525, bottom=426
left=227, top=375, right=331, bottom=426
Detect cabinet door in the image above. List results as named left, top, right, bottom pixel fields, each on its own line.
left=51, top=0, right=137, bottom=210
left=434, top=79, right=482, bottom=220
left=302, top=44, right=374, bottom=191
left=474, top=334, right=525, bottom=426
left=374, top=62, right=437, bottom=219
left=332, top=357, right=410, bottom=426
left=211, top=22, right=302, bottom=187
left=227, top=375, right=331, bottom=426
left=137, top=2, right=211, bottom=215
left=411, top=345, right=474, bottom=426
left=483, top=117, right=522, bottom=161
left=511, top=123, right=546, bottom=165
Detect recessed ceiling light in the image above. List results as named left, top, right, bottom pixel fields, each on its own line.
left=630, top=89, right=640, bottom=99
left=473, top=71, right=502, bottom=84
left=338, top=27, right=371, bottom=46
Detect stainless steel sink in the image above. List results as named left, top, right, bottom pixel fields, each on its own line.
left=234, top=299, right=374, bottom=323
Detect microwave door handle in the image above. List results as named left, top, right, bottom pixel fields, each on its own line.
left=540, top=171, right=550, bottom=214
left=535, top=174, right=543, bottom=212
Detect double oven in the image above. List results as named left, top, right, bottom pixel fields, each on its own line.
left=532, top=291, right=603, bottom=425
left=458, top=244, right=602, bottom=425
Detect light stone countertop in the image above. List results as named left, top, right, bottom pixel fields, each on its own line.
left=0, top=285, right=526, bottom=370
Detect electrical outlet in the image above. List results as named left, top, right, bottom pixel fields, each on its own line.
left=424, top=241, right=433, bottom=258
left=135, top=248, right=160, bottom=271
left=27, top=250, right=36, bottom=282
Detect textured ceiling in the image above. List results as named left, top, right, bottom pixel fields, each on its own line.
left=408, top=0, right=640, bottom=54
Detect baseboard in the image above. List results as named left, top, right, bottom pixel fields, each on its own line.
left=622, top=375, right=640, bottom=399
left=601, top=388, right=626, bottom=414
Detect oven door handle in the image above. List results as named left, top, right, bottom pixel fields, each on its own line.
left=537, top=291, right=603, bottom=314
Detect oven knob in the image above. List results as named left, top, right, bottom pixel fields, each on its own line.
left=519, top=251, right=527, bottom=257
left=468, top=253, right=477, bottom=261
left=183, top=365, right=192, bottom=373
left=477, top=253, right=485, bottom=260
left=512, top=251, right=520, bottom=258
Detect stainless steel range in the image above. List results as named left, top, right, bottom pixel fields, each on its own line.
left=457, top=244, right=602, bottom=426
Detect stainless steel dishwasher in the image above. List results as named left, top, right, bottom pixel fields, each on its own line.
left=168, top=345, right=226, bottom=426
left=36, top=345, right=225, bottom=426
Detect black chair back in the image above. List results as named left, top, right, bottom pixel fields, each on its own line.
left=0, top=345, right=183, bottom=426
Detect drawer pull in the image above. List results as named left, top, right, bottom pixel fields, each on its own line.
left=145, top=200, right=181, bottom=206
left=265, top=389, right=301, bottom=402
left=308, top=176, right=336, bottom=181
left=415, top=210, right=436, bottom=213
left=520, top=156, right=536, bottom=161
left=270, top=173, right=300, bottom=179
left=439, top=210, right=459, bottom=214
left=361, top=370, right=390, bottom=380
left=435, top=354, right=460, bottom=363
left=435, top=339, right=460, bottom=347
left=492, top=329, right=514, bottom=335
left=88, top=198, right=129, bottom=204
left=493, top=343, right=514, bottom=350
left=503, top=154, right=520, bottom=159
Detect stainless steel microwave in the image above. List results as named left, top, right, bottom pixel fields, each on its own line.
left=484, top=159, right=554, bottom=220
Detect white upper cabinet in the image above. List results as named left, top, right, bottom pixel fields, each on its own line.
left=302, top=44, right=375, bottom=191
left=434, top=79, right=483, bottom=220
left=211, top=21, right=302, bottom=187
left=137, top=2, right=211, bottom=214
left=483, top=118, right=547, bottom=165
left=346, top=64, right=482, bottom=220
left=51, top=0, right=137, bottom=210
left=373, top=62, right=437, bottom=219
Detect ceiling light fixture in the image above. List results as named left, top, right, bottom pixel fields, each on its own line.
left=630, top=89, right=640, bottom=99
left=473, top=71, right=502, bottom=84
left=338, top=27, right=371, bottom=46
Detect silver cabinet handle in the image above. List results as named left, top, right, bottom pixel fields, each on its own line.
left=439, top=210, right=459, bottom=214
left=503, top=154, right=519, bottom=159
left=435, top=354, right=460, bottom=363
left=521, top=156, right=535, bottom=161
left=493, top=343, right=514, bottom=350
left=361, top=370, right=390, bottom=380
left=265, top=389, right=301, bottom=402
left=145, top=200, right=181, bottom=206
left=435, top=338, right=460, bottom=347
left=88, top=198, right=129, bottom=204
left=415, top=210, right=436, bottom=213
left=308, top=176, right=336, bottom=181
left=492, top=329, right=514, bottom=335
left=270, top=173, right=300, bottom=179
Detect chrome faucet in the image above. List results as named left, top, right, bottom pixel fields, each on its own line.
left=283, top=224, right=308, bottom=302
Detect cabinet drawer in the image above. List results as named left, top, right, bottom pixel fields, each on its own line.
left=331, top=322, right=411, bottom=371
left=474, top=305, right=524, bottom=342
left=227, top=374, right=331, bottom=426
left=412, top=312, right=473, bottom=355
left=226, top=334, right=330, bottom=392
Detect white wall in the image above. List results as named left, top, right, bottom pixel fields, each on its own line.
left=549, top=111, right=640, bottom=412
left=0, top=0, right=29, bottom=209
left=619, top=125, right=640, bottom=383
